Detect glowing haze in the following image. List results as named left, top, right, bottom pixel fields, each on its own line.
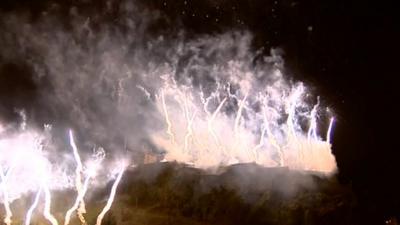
left=153, top=68, right=336, bottom=171
left=0, top=1, right=337, bottom=224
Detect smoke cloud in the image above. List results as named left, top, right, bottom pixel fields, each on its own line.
left=0, top=0, right=336, bottom=204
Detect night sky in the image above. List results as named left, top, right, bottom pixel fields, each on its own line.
left=0, top=0, right=398, bottom=223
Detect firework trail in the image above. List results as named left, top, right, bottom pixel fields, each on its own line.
left=327, top=117, right=335, bottom=144
left=161, top=90, right=176, bottom=144
left=25, top=189, right=41, bottom=225
left=42, top=182, right=58, bottom=225
left=64, top=173, right=92, bottom=225
left=95, top=166, right=125, bottom=225
left=64, top=130, right=88, bottom=225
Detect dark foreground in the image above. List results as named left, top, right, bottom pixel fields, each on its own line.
left=90, top=162, right=356, bottom=225
left=1, top=162, right=366, bottom=225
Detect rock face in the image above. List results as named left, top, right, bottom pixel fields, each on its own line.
left=89, top=162, right=356, bottom=225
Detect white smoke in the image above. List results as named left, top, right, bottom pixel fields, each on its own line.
left=0, top=0, right=336, bottom=168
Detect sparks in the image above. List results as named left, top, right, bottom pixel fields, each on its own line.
left=207, top=97, right=227, bottom=154
left=326, top=117, right=335, bottom=144
left=0, top=166, right=12, bottom=225
left=161, top=90, right=176, bottom=144
left=308, top=99, right=320, bottom=141
left=153, top=69, right=337, bottom=172
left=64, top=173, right=92, bottom=225
left=64, top=130, right=88, bottom=225
left=25, top=189, right=41, bottom=225
left=0, top=126, right=126, bottom=225
left=43, top=182, right=59, bottom=225
left=96, top=166, right=125, bottom=225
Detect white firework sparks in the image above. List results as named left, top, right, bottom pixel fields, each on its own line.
left=152, top=66, right=337, bottom=173
left=0, top=126, right=128, bottom=225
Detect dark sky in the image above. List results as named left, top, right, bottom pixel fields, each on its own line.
left=0, top=0, right=398, bottom=223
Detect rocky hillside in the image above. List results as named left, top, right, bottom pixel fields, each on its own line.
left=2, top=162, right=356, bottom=225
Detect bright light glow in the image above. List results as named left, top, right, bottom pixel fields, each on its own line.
left=0, top=127, right=127, bottom=225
